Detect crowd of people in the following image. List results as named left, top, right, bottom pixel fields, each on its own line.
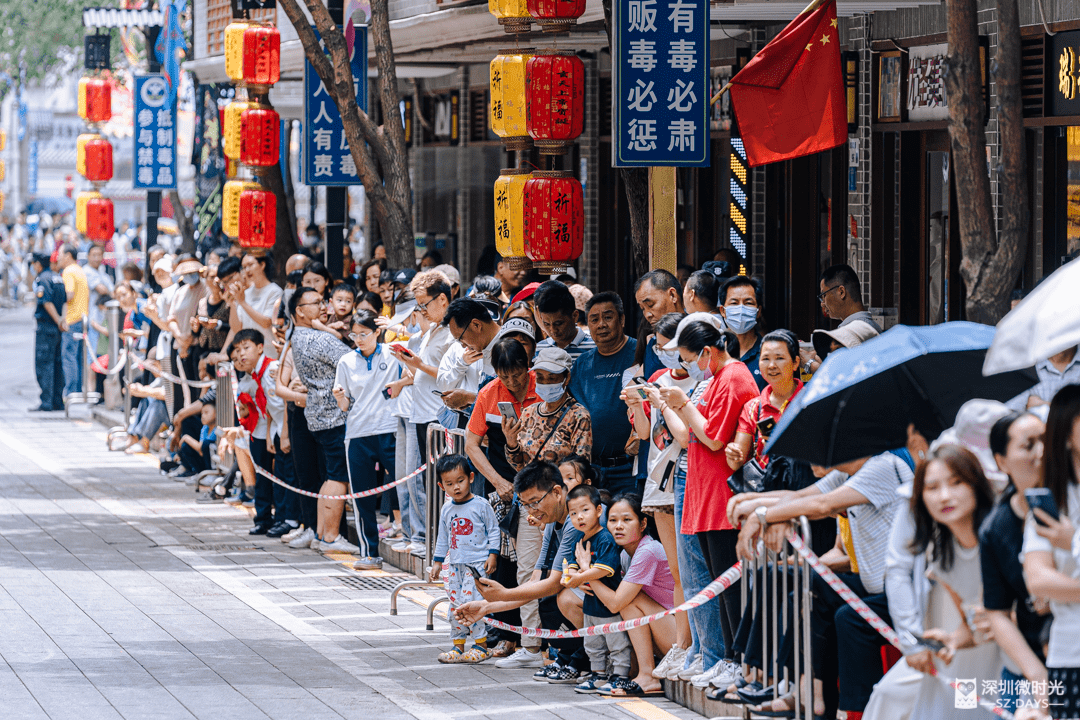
left=23, top=220, right=1080, bottom=720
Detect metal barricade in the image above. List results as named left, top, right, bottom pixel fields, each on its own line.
left=389, top=423, right=467, bottom=622
left=737, top=516, right=814, bottom=720
left=65, top=313, right=101, bottom=417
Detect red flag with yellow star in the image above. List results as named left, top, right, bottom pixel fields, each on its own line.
left=728, top=0, right=846, bottom=167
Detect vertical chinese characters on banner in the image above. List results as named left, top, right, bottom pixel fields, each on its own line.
left=613, top=0, right=709, bottom=166
left=133, top=74, right=179, bottom=190
left=303, top=26, right=368, bottom=186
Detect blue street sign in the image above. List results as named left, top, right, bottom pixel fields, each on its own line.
left=133, top=74, right=178, bottom=190
left=304, top=25, right=368, bottom=186
left=612, top=0, right=710, bottom=167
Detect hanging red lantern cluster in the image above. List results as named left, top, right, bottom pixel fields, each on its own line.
left=82, top=137, right=114, bottom=182
left=239, top=188, right=277, bottom=252
left=78, top=76, right=112, bottom=124
left=523, top=170, right=583, bottom=274
left=527, top=0, right=586, bottom=32
left=241, top=107, right=281, bottom=166
left=85, top=197, right=115, bottom=242
left=526, top=50, right=585, bottom=155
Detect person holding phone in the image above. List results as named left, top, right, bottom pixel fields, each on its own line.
left=863, top=445, right=1002, bottom=719
left=332, top=310, right=402, bottom=569
left=1023, top=384, right=1080, bottom=719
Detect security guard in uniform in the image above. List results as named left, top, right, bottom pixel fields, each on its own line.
left=30, top=253, right=67, bottom=411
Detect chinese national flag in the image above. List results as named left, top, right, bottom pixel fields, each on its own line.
left=728, top=0, right=847, bottom=167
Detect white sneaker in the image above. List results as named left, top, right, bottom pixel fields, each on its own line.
left=390, top=539, right=411, bottom=552
left=319, top=536, right=360, bottom=554
left=288, top=527, right=316, bottom=549
left=691, top=660, right=728, bottom=688
left=652, top=644, right=686, bottom=679
left=708, top=660, right=743, bottom=688
left=675, top=654, right=703, bottom=681
left=495, top=647, right=545, bottom=669
left=406, top=542, right=426, bottom=557
left=281, top=526, right=305, bottom=543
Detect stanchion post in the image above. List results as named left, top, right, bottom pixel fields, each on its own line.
left=799, top=516, right=814, bottom=720
left=123, top=336, right=134, bottom=420
left=105, top=300, right=121, bottom=409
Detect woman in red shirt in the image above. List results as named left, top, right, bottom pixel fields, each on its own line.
left=658, top=316, right=759, bottom=670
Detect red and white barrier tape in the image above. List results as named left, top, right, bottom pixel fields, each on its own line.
left=786, top=532, right=1014, bottom=720
left=479, top=562, right=743, bottom=639
left=252, top=462, right=427, bottom=501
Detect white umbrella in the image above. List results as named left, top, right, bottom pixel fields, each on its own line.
left=983, top=259, right=1080, bottom=375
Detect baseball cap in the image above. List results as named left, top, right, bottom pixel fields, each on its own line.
left=662, top=312, right=726, bottom=350
left=501, top=317, right=536, bottom=340
left=388, top=299, right=418, bottom=326
left=153, top=257, right=174, bottom=274
left=433, top=264, right=461, bottom=286
left=392, top=268, right=417, bottom=285
left=511, top=281, right=541, bottom=305
left=532, top=346, right=572, bottom=374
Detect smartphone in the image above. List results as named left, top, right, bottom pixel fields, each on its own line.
left=632, top=375, right=648, bottom=386
left=497, top=401, right=518, bottom=423
left=910, top=633, right=946, bottom=652
left=431, top=390, right=446, bottom=397
left=1025, top=488, right=1060, bottom=526
left=382, top=387, right=393, bottom=400
left=756, top=416, right=778, bottom=437
left=391, top=343, right=413, bottom=357
left=464, top=565, right=483, bottom=581
left=625, top=384, right=649, bottom=400
left=657, top=460, right=676, bottom=493
left=197, top=315, right=210, bottom=323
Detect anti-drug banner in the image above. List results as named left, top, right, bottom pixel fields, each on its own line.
left=133, top=74, right=178, bottom=190
left=612, top=0, right=710, bottom=167
left=303, top=25, right=368, bottom=186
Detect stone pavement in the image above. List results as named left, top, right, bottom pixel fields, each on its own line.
left=0, top=307, right=706, bottom=720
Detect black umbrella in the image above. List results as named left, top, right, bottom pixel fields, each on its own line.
left=764, top=322, right=1038, bottom=467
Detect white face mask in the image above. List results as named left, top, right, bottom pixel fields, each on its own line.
left=535, top=382, right=566, bottom=404
left=724, top=304, right=758, bottom=334
left=654, top=344, right=682, bottom=370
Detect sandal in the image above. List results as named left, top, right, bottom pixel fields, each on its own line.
left=437, top=647, right=466, bottom=663
left=599, top=677, right=664, bottom=697
left=459, top=645, right=490, bottom=663
left=748, top=694, right=796, bottom=718
left=489, top=640, right=516, bottom=658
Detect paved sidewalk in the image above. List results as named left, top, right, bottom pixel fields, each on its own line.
left=0, top=307, right=704, bottom=720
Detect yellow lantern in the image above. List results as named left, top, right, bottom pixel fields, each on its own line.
left=494, top=168, right=532, bottom=270
left=222, top=180, right=261, bottom=238
left=76, top=191, right=103, bottom=235
left=489, top=0, right=531, bottom=33
left=0, top=160, right=5, bottom=183
left=224, top=22, right=250, bottom=82
left=76, top=133, right=102, bottom=177
left=223, top=101, right=257, bottom=160
left=0, top=129, right=6, bottom=151
left=490, top=49, right=533, bottom=151
left=0, top=191, right=4, bottom=214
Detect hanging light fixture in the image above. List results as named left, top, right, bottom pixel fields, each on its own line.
left=490, top=49, right=534, bottom=151
left=85, top=197, right=115, bottom=242
left=242, top=24, right=281, bottom=87
left=240, top=106, right=281, bottom=166
left=523, top=170, right=583, bottom=275
left=489, top=0, right=532, bottom=33
left=526, top=50, right=585, bottom=155
left=238, top=187, right=277, bottom=253
left=78, top=76, right=112, bottom=123
left=494, top=168, right=533, bottom=271
left=224, top=22, right=251, bottom=82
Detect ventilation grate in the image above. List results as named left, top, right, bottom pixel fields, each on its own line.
left=335, top=574, right=415, bottom=592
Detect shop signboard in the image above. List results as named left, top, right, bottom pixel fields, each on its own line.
left=133, top=74, right=178, bottom=190
left=303, top=25, right=368, bottom=186
left=1051, top=30, right=1080, bottom=116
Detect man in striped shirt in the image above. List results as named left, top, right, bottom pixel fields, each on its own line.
left=736, top=451, right=913, bottom=718
left=533, top=280, right=594, bottom=364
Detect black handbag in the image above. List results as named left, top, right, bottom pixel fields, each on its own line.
left=727, top=399, right=767, bottom=495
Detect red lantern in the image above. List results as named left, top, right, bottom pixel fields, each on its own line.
left=523, top=170, right=583, bottom=274
left=243, top=25, right=281, bottom=86
left=239, top=189, right=277, bottom=252
left=526, top=51, right=584, bottom=155
left=78, top=77, right=112, bottom=123
left=527, top=0, right=586, bottom=32
left=83, top=138, right=114, bottom=182
left=86, top=198, right=114, bottom=241
left=241, top=107, right=280, bottom=166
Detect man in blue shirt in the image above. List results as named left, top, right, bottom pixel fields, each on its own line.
left=30, top=253, right=67, bottom=411
left=568, top=292, right=638, bottom=496
left=720, top=276, right=767, bottom=391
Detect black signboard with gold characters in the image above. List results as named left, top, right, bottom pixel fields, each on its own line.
left=1051, top=30, right=1080, bottom=116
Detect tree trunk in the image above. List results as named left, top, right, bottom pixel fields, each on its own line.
left=946, top=0, right=1027, bottom=324
left=260, top=158, right=299, bottom=284
left=169, top=189, right=196, bottom=255
left=601, top=0, right=652, bottom=278
left=277, top=0, right=415, bottom=270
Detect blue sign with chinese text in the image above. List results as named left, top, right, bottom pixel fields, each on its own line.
left=133, top=74, right=178, bottom=190
left=612, top=0, right=710, bottom=167
left=303, top=26, right=368, bottom=186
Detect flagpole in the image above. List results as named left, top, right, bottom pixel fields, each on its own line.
left=709, top=0, right=832, bottom=105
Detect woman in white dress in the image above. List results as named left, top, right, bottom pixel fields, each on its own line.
left=865, top=444, right=1001, bottom=719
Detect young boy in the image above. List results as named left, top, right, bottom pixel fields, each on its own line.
left=327, top=283, right=357, bottom=344
left=429, top=454, right=501, bottom=664
left=228, top=329, right=289, bottom=537
left=561, top=485, right=632, bottom=693
left=178, top=403, right=218, bottom=476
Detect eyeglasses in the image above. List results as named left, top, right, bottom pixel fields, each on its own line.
left=348, top=331, right=375, bottom=342
left=817, top=285, right=841, bottom=302
left=298, top=299, right=327, bottom=308
left=454, top=320, right=472, bottom=344
left=417, top=295, right=439, bottom=313
left=680, top=353, right=703, bottom=370
left=517, top=486, right=554, bottom=511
